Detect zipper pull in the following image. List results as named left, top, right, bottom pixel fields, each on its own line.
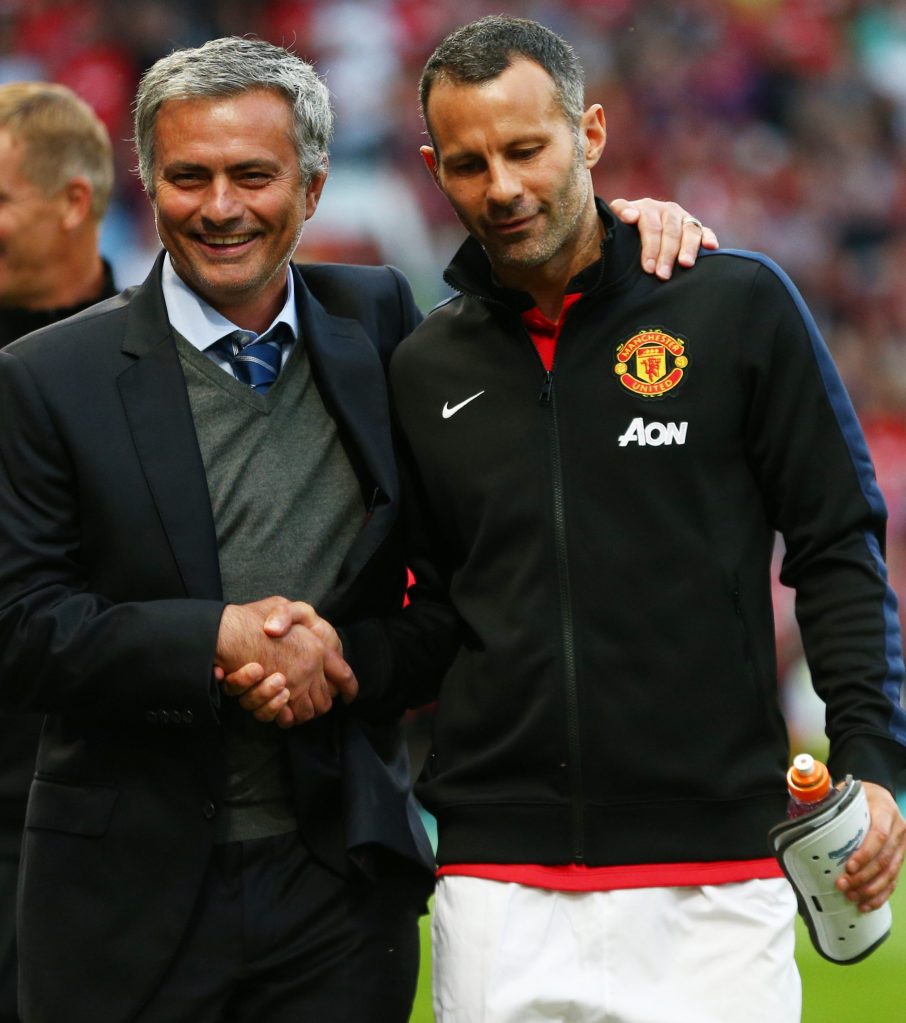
left=539, top=370, right=554, bottom=405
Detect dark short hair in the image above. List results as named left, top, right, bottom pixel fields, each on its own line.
left=419, top=15, right=585, bottom=148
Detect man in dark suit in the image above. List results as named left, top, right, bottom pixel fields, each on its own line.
left=0, top=37, right=434, bottom=1023
left=0, top=81, right=118, bottom=1023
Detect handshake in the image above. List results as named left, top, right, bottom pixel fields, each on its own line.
left=214, top=596, right=356, bottom=728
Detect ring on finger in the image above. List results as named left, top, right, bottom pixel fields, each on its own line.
left=682, top=216, right=703, bottom=229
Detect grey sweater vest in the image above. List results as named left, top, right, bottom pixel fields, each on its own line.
left=176, top=333, right=363, bottom=842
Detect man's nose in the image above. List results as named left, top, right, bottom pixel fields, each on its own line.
left=200, top=177, right=244, bottom=223
left=486, top=159, right=523, bottom=207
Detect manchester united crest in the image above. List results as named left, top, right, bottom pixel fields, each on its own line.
left=613, top=328, right=689, bottom=399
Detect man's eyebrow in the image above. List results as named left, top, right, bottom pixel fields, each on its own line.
left=161, top=160, right=207, bottom=174
left=161, top=158, right=279, bottom=173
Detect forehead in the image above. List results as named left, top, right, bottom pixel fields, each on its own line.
left=427, top=59, right=569, bottom=151
left=152, top=89, right=296, bottom=169
left=0, top=127, right=45, bottom=197
left=0, top=129, right=26, bottom=175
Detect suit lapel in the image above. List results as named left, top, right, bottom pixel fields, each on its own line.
left=117, top=255, right=222, bottom=600
left=295, top=269, right=398, bottom=598
left=114, top=260, right=398, bottom=604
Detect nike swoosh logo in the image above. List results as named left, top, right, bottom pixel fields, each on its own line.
left=442, top=391, right=486, bottom=419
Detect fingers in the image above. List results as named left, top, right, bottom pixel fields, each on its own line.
left=288, top=677, right=330, bottom=723
left=608, top=197, right=637, bottom=222
left=610, top=197, right=718, bottom=280
left=263, top=600, right=319, bottom=637
left=700, top=225, right=719, bottom=251
left=223, top=661, right=328, bottom=726
left=676, top=216, right=707, bottom=270
left=222, top=662, right=266, bottom=697
left=274, top=704, right=297, bottom=729
left=325, top=647, right=359, bottom=704
left=836, top=783, right=906, bottom=911
left=309, top=615, right=342, bottom=653
left=227, top=670, right=292, bottom=724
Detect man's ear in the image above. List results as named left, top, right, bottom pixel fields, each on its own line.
left=59, top=177, right=93, bottom=231
left=420, top=145, right=439, bottom=181
left=580, top=104, right=606, bottom=170
left=304, top=166, right=328, bottom=221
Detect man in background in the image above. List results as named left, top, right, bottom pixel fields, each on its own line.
left=0, top=83, right=115, bottom=347
left=0, top=81, right=117, bottom=1023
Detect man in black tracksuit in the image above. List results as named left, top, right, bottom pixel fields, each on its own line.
left=261, top=16, right=906, bottom=1023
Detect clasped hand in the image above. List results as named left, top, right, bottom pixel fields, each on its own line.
left=215, top=596, right=357, bottom=728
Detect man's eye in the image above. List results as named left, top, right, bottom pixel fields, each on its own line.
left=449, top=161, right=481, bottom=176
left=512, top=148, right=540, bottom=160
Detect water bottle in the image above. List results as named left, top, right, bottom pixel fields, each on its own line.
left=786, top=752, right=833, bottom=819
left=771, top=752, right=893, bottom=962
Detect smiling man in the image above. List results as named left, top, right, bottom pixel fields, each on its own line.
left=0, top=37, right=435, bottom=1023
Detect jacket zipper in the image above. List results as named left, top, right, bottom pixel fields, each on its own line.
left=539, top=361, right=585, bottom=863
left=731, top=575, right=759, bottom=691
left=452, top=285, right=588, bottom=861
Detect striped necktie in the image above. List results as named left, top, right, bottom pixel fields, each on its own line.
left=216, top=323, right=290, bottom=394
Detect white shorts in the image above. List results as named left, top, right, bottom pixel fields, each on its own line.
left=431, top=875, right=800, bottom=1023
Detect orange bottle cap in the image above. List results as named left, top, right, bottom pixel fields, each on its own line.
left=787, top=753, right=831, bottom=802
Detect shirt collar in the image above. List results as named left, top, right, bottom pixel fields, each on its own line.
left=160, top=254, right=299, bottom=352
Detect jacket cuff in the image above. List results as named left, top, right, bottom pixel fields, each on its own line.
left=337, top=618, right=399, bottom=718
left=827, top=733, right=906, bottom=794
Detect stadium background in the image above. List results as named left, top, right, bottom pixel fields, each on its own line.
left=1, top=0, right=904, bottom=1018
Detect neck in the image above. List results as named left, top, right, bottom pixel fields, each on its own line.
left=41, top=254, right=106, bottom=311
left=19, top=235, right=107, bottom=312
left=492, top=206, right=604, bottom=321
left=205, top=270, right=291, bottom=336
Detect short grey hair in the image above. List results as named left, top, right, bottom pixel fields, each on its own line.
left=133, top=36, right=333, bottom=193
left=419, top=16, right=585, bottom=151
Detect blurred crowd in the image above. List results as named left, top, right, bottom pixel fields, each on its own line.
left=1, top=0, right=905, bottom=745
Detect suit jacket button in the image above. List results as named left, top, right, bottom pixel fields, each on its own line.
left=169, top=710, right=182, bottom=724
left=158, top=710, right=170, bottom=724
left=145, top=710, right=159, bottom=724
left=183, top=710, right=194, bottom=724
left=202, top=801, right=216, bottom=820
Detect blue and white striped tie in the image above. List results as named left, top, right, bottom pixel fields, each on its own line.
left=218, top=324, right=288, bottom=394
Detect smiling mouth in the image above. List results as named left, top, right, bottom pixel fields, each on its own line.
left=488, top=214, right=536, bottom=235
left=199, top=233, right=257, bottom=248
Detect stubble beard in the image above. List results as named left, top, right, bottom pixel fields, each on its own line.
left=482, top=156, right=590, bottom=272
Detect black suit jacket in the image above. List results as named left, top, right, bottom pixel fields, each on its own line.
left=0, top=255, right=433, bottom=1023
left=0, top=261, right=119, bottom=859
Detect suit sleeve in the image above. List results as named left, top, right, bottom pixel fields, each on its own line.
left=741, top=257, right=906, bottom=791
left=0, top=350, right=223, bottom=726
left=338, top=271, right=460, bottom=716
left=342, top=425, right=462, bottom=716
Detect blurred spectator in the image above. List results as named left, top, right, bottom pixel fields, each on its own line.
left=0, top=80, right=115, bottom=342
left=0, top=79, right=117, bottom=1023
